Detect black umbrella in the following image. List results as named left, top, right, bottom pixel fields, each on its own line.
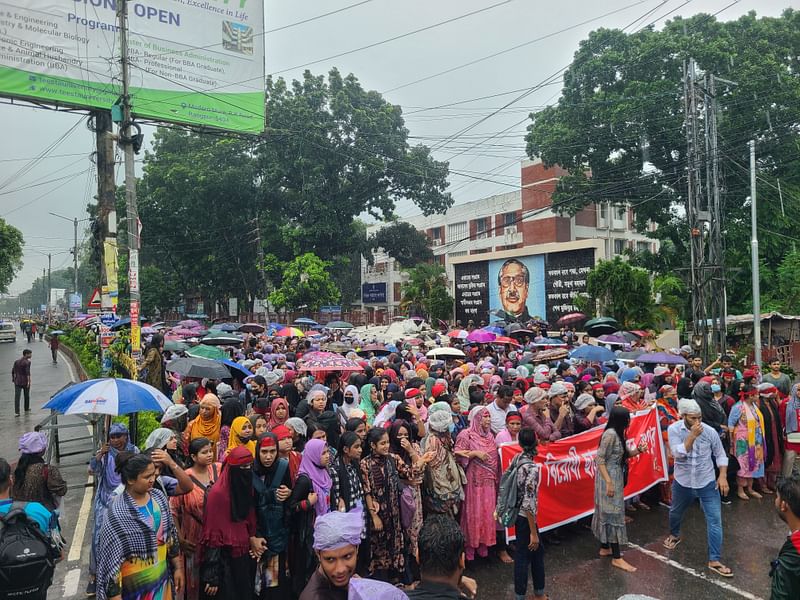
left=585, top=317, right=620, bottom=337
left=166, top=357, right=230, bottom=379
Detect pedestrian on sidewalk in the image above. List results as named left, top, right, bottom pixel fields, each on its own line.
left=663, top=398, right=734, bottom=578
left=12, top=431, right=67, bottom=513
left=48, top=333, right=59, bottom=365
left=11, top=349, right=32, bottom=416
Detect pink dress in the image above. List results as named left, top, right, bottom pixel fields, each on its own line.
left=454, top=408, right=499, bottom=558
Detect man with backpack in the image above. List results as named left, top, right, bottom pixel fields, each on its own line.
left=0, top=457, right=61, bottom=600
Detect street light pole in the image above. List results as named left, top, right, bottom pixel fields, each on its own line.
left=50, top=212, right=89, bottom=312
left=750, top=140, right=761, bottom=369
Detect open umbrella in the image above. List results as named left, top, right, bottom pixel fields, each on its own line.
left=44, top=378, right=172, bottom=416
left=326, top=320, right=354, bottom=330
left=585, top=317, right=620, bottom=337
left=238, top=323, right=265, bottom=334
left=275, top=327, right=304, bottom=337
left=403, top=338, right=424, bottom=346
left=218, top=358, right=253, bottom=377
left=48, top=330, right=65, bottom=336
left=556, top=312, right=587, bottom=327
left=618, top=350, right=645, bottom=360
left=305, top=330, right=323, bottom=337
left=178, top=319, right=202, bottom=328
left=325, top=341, right=352, bottom=353
left=186, top=345, right=227, bottom=360
left=636, top=352, right=688, bottom=366
left=209, top=322, right=241, bottom=332
left=298, top=351, right=364, bottom=373
left=570, top=345, right=617, bottom=363
left=532, top=348, right=570, bottom=362
left=164, top=340, right=189, bottom=352
left=482, top=325, right=505, bottom=335
left=446, top=329, right=468, bottom=339
left=493, top=336, right=522, bottom=347
left=467, top=329, right=496, bottom=343
left=167, top=357, right=230, bottom=379
left=533, top=337, right=567, bottom=346
left=614, top=331, right=640, bottom=343
left=293, top=317, right=320, bottom=327
left=597, top=334, right=628, bottom=346
left=426, top=347, right=466, bottom=359
left=508, top=328, right=536, bottom=339
left=109, top=317, right=129, bottom=330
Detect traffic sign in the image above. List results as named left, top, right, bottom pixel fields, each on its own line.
left=88, top=287, right=102, bottom=308
left=100, top=312, right=116, bottom=327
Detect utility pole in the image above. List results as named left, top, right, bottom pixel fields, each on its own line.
left=47, top=253, right=52, bottom=323
left=42, top=268, right=46, bottom=313
left=750, top=140, right=761, bottom=368
left=94, top=110, right=118, bottom=314
left=117, top=0, right=141, bottom=359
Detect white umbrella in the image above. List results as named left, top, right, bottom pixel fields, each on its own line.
left=426, top=347, right=466, bottom=359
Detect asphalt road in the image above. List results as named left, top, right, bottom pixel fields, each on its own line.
left=1, top=325, right=789, bottom=600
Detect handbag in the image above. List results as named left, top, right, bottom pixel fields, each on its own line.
left=388, top=457, right=416, bottom=529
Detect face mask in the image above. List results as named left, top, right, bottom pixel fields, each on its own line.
left=711, top=384, right=721, bottom=393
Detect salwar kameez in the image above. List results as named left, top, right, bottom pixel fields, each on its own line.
left=728, top=401, right=766, bottom=482
left=591, top=429, right=628, bottom=545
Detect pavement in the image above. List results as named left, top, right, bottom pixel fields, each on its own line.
left=0, top=325, right=95, bottom=600
left=1, top=323, right=791, bottom=600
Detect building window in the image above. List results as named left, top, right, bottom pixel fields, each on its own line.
left=503, top=212, right=516, bottom=227
left=447, top=221, right=467, bottom=244
left=636, top=241, right=650, bottom=254
left=475, top=217, right=489, bottom=238
left=393, top=282, right=402, bottom=301
left=613, top=239, right=626, bottom=255
left=599, top=203, right=608, bottom=220
left=430, top=226, right=443, bottom=246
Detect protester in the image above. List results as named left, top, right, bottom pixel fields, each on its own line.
left=664, top=399, right=732, bottom=578
left=298, top=508, right=362, bottom=600
left=12, top=348, right=32, bottom=416
left=592, top=406, right=648, bottom=573
left=770, top=474, right=800, bottom=599
left=12, top=431, right=67, bottom=512
left=95, top=452, right=183, bottom=600
left=757, top=383, right=785, bottom=493
left=420, top=402, right=464, bottom=516
left=512, top=428, right=545, bottom=600
left=728, top=385, right=766, bottom=500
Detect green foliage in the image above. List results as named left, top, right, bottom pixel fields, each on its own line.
left=653, top=273, right=687, bottom=328
left=60, top=326, right=101, bottom=379
left=766, top=249, right=800, bottom=314
left=526, top=10, right=800, bottom=314
left=400, top=263, right=453, bottom=322
left=578, top=257, right=655, bottom=328
left=113, top=412, right=162, bottom=447
left=140, top=265, right=181, bottom=316
left=0, top=218, right=23, bottom=295
left=268, top=253, right=340, bottom=312
left=369, top=221, right=433, bottom=268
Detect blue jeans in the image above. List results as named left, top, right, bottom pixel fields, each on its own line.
left=669, top=480, right=723, bottom=562
left=513, top=516, right=545, bottom=597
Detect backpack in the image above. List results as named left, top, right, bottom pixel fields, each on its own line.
left=0, top=502, right=57, bottom=600
left=495, top=453, right=534, bottom=527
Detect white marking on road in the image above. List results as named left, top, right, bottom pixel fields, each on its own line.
left=62, top=567, right=81, bottom=597
left=67, top=475, right=94, bottom=563
left=628, top=542, right=764, bottom=600
left=61, top=349, right=78, bottom=382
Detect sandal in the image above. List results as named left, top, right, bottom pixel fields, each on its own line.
left=662, top=535, right=681, bottom=550
left=635, top=501, right=651, bottom=511
left=708, top=563, right=734, bottom=578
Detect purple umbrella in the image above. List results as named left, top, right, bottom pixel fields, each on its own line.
left=178, top=319, right=202, bottom=328
left=636, top=352, right=688, bottom=365
left=467, top=329, right=496, bottom=343
left=597, top=334, right=628, bottom=345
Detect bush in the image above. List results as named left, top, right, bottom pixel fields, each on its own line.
left=114, top=411, right=163, bottom=448
left=60, top=326, right=101, bottom=379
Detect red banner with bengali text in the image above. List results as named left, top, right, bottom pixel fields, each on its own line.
left=499, top=408, right=668, bottom=540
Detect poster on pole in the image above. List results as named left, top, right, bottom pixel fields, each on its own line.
left=0, top=0, right=265, bottom=134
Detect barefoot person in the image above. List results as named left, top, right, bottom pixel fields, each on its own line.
left=663, top=399, right=733, bottom=578
left=591, top=406, right=647, bottom=572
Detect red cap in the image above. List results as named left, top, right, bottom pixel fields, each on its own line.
left=405, top=388, right=422, bottom=400
left=431, top=383, right=447, bottom=398
left=271, top=425, right=292, bottom=441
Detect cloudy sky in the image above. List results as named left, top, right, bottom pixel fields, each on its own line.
left=0, top=0, right=790, bottom=294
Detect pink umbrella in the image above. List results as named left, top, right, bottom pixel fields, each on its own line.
left=467, top=329, right=496, bottom=343
left=171, top=327, right=200, bottom=337
left=178, top=319, right=202, bottom=328
left=446, top=329, right=468, bottom=339
left=298, top=351, right=364, bottom=373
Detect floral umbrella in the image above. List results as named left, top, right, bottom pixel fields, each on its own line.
left=447, top=329, right=468, bottom=339
left=298, top=351, right=364, bottom=373
left=275, top=327, right=304, bottom=337
left=493, top=336, right=522, bottom=347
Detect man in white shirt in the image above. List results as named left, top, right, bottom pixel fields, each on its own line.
left=663, top=398, right=733, bottom=578
left=485, top=384, right=518, bottom=435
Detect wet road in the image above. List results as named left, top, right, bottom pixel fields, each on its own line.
left=466, top=492, right=785, bottom=599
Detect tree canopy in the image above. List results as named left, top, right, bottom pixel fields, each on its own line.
left=401, top=263, right=453, bottom=322
left=369, top=221, right=433, bottom=268
left=0, top=218, right=23, bottom=294
left=268, top=253, right=339, bottom=313
left=526, top=10, right=800, bottom=315
left=576, top=257, right=655, bottom=328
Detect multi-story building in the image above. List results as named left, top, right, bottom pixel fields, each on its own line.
left=360, top=159, right=658, bottom=322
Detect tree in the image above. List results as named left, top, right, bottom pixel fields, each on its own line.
left=268, top=253, right=339, bottom=313
left=400, top=263, right=453, bottom=322
left=576, top=257, right=655, bottom=328
left=0, top=218, right=23, bottom=294
left=140, top=265, right=181, bottom=316
left=526, top=10, right=800, bottom=314
left=369, top=221, right=433, bottom=268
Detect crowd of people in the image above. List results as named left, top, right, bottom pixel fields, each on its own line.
left=5, top=326, right=800, bottom=600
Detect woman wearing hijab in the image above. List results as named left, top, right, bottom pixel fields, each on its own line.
left=339, top=385, right=360, bottom=425
left=287, top=439, right=331, bottom=596
left=454, top=406, right=499, bottom=561
left=420, top=402, right=465, bottom=517
left=217, top=396, right=245, bottom=461
left=189, top=394, right=222, bottom=457
left=782, top=383, right=800, bottom=477
left=728, top=385, right=767, bottom=500
left=200, top=446, right=257, bottom=600
left=224, top=416, right=256, bottom=459
left=268, top=397, right=290, bottom=431
left=273, top=425, right=303, bottom=484
left=656, top=385, right=680, bottom=507
left=456, top=375, right=484, bottom=413
left=756, top=383, right=784, bottom=493
left=140, top=333, right=169, bottom=395
left=170, top=437, right=220, bottom=600
left=87, top=422, right=138, bottom=596
left=252, top=433, right=292, bottom=600
left=95, top=453, right=182, bottom=600
left=358, top=384, right=380, bottom=425
left=13, top=431, right=67, bottom=512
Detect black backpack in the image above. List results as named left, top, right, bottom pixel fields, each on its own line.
left=0, top=502, right=57, bottom=600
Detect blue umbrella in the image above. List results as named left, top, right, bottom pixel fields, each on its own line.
left=44, top=378, right=172, bottom=416
left=636, top=352, right=687, bottom=365
left=109, top=316, right=129, bottom=330
left=294, top=317, right=319, bottom=326
left=570, top=345, right=617, bottom=363
left=482, top=325, right=505, bottom=335
left=210, top=322, right=241, bottom=332
left=218, top=358, right=253, bottom=377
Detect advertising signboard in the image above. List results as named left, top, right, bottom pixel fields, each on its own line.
left=453, top=247, right=595, bottom=325
left=361, top=283, right=387, bottom=304
left=69, top=293, right=82, bottom=309
left=0, top=0, right=265, bottom=134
